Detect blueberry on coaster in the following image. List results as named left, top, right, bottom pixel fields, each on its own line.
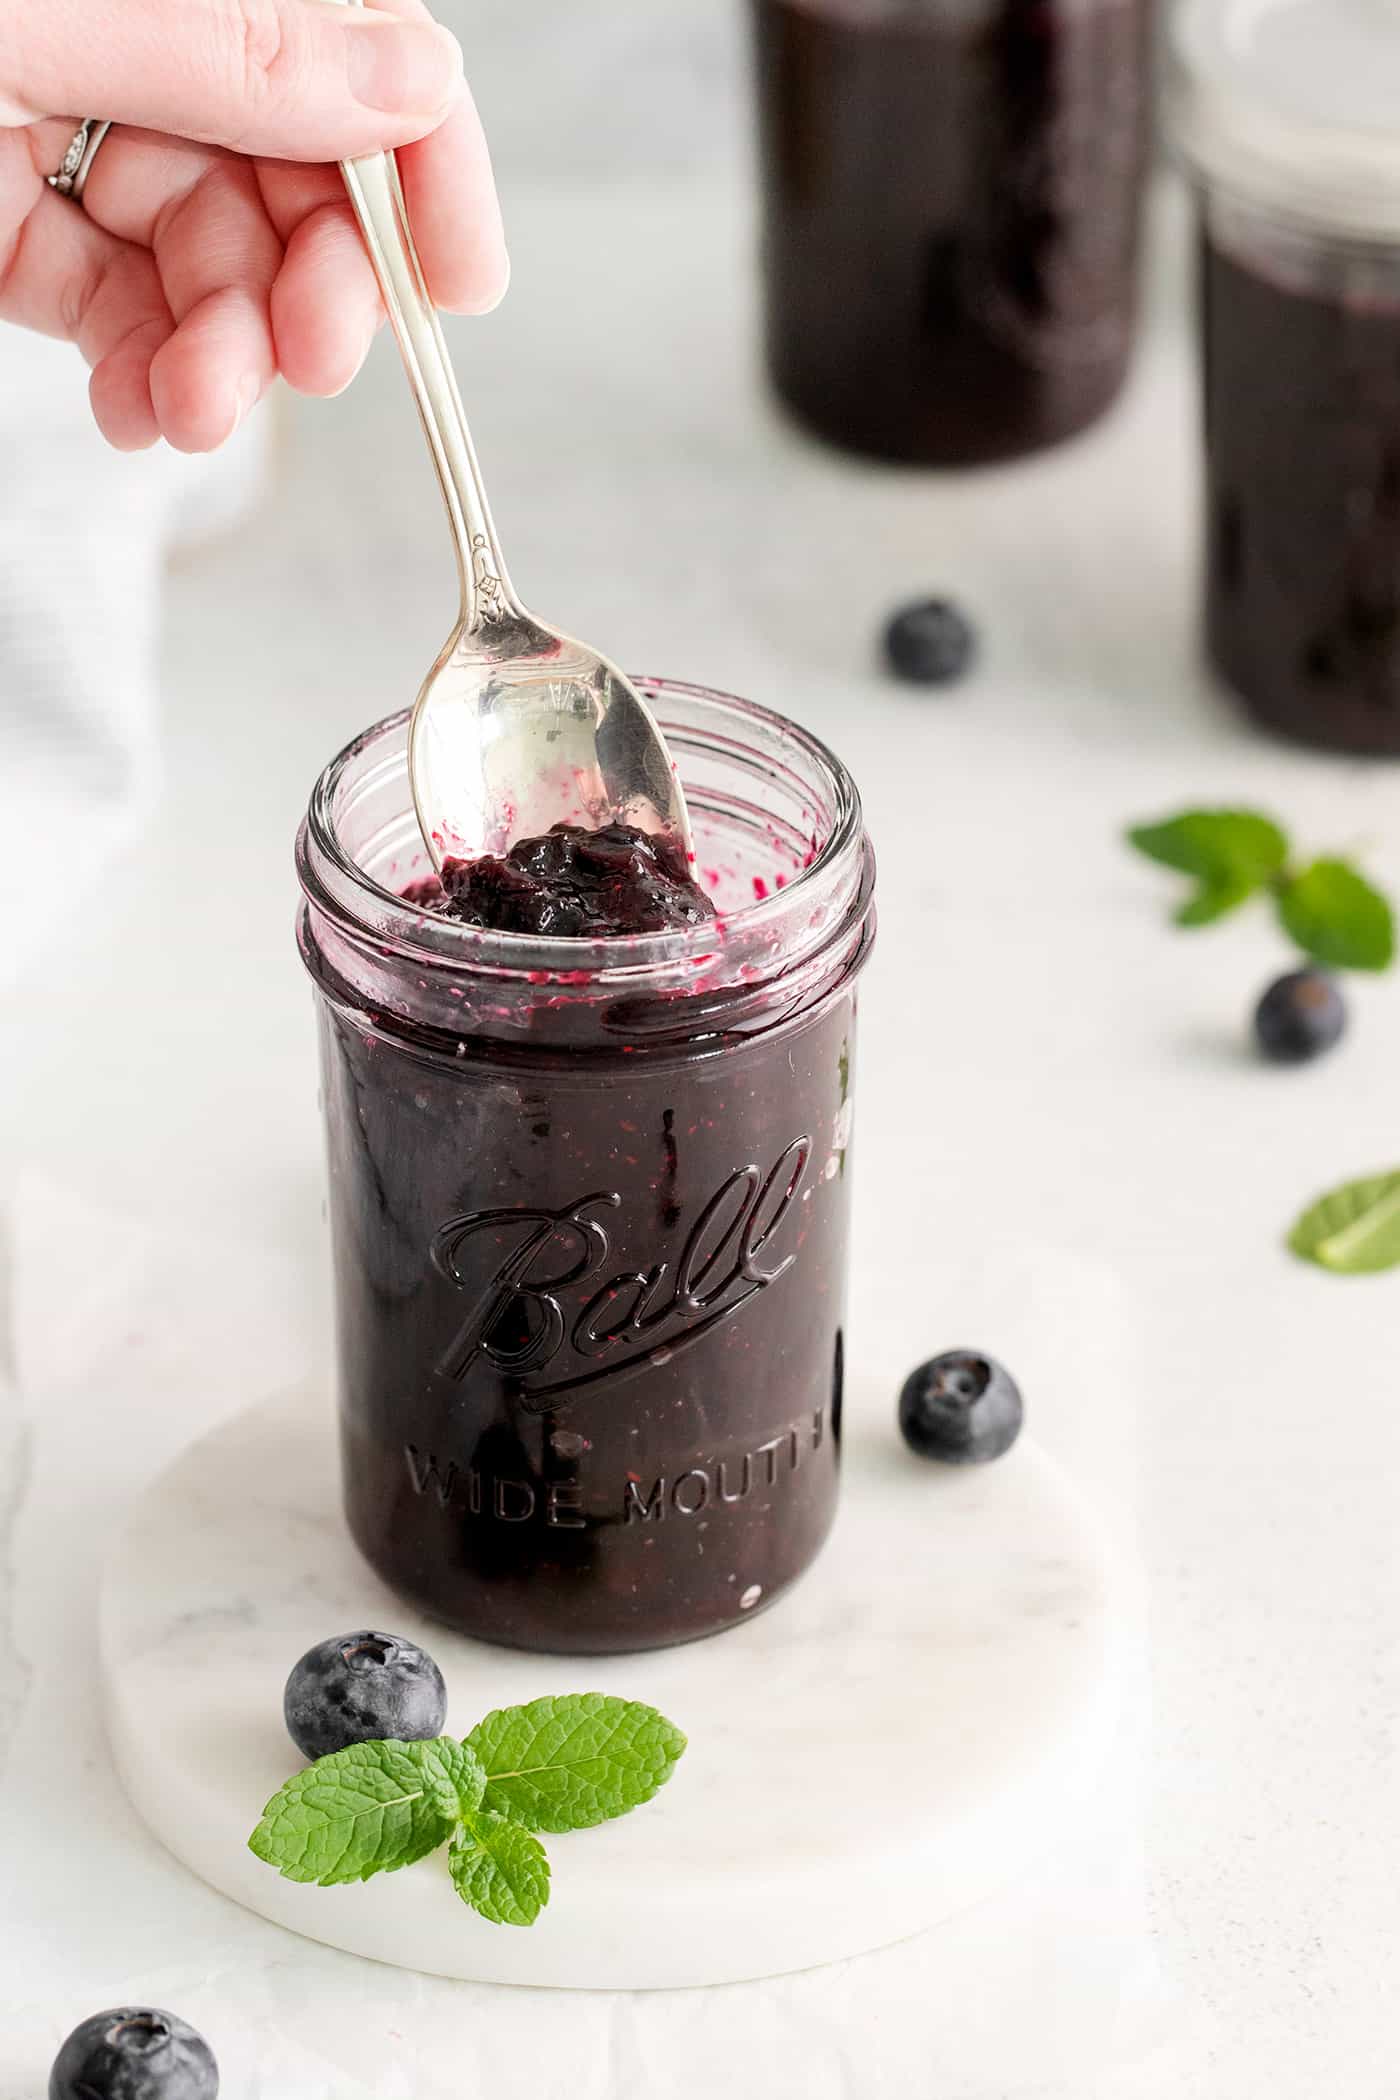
left=899, top=1352, right=1024, bottom=1464
left=49, top=2008, right=218, bottom=2100
left=284, top=1630, right=448, bottom=1761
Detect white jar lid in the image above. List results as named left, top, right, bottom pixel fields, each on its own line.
left=1169, top=0, right=1400, bottom=240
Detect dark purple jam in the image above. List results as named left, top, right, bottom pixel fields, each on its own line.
left=751, top=0, right=1154, bottom=465
left=430, top=823, right=717, bottom=938
left=307, top=823, right=869, bottom=1655
left=1203, top=235, right=1400, bottom=755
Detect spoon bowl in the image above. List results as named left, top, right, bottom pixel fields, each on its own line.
left=336, top=36, right=692, bottom=871
left=407, top=617, right=686, bottom=865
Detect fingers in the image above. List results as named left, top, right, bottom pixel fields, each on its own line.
left=146, top=157, right=282, bottom=448
left=89, top=316, right=170, bottom=449
left=1, top=0, right=464, bottom=160
left=2, top=0, right=508, bottom=453
left=75, top=247, right=175, bottom=447
left=260, top=77, right=509, bottom=396
left=396, top=81, right=508, bottom=315
left=257, top=55, right=509, bottom=394
left=0, top=176, right=174, bottom=447
left=29, top=120, right=222, bottom=251
left=148, top=290, right=272, bottom=447
left=357, top=0, right=508, bottom=313
left=28, top=59, right=508, bottom=400
left=237, top=155, right=381, bottom=393
left=16, top=125, right=369, bottom=422
left=259, top=69, right=509, bottom=393
left=0, top=170, right=145, bottom=341
left=269, top=200, right=380, bottom=394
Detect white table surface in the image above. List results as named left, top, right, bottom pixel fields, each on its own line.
left=3, top=135, right=1400, bottom=2096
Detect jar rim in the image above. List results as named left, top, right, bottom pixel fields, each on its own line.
left=1169, top=0, right=1400, bottom=243
left=297, top=678, right=868, bottom=992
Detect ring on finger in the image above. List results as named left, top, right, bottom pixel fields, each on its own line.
left=48, top=120, right=116, bottom=208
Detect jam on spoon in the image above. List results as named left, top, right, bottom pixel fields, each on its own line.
left=416, top=823, right=718, bottom=939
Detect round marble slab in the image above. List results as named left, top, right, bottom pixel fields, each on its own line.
left=101, top=1386, right=1126, bottom=1989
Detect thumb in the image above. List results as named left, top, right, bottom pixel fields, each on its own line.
left=0, top=0, right=465, bottom=160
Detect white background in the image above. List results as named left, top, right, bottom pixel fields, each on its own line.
left=3, top=2, right=1399, bottom=2092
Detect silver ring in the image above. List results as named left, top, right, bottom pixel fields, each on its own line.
left=48, top=119, right=114, bottom=207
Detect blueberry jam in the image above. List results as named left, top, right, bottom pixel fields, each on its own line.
left=299, top=694, right=875, bottom=1655
left=1203, top=234, right=1400, bottom=754
left=421, top=824, right=716, bottom=939
left=751, top=0, right=1155, bottom=465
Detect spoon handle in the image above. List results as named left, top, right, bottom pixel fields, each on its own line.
left=336, top=69, right=515, bottom=632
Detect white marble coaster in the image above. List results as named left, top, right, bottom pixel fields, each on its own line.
left=100, top=1386, right=1126, bottom=1989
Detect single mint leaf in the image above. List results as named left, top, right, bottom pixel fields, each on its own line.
left=465, top=1693, right=687, bottom=1835
left=1174, top=872, right=1260, bottom=928
left=449, top=1813, right=550, bottom=1926
left=1288, top=1169, right=1400, bottom=1275
left=419, top=1734, right=487, bottom=1821
left=248, top=1738, right=461, bottom=1886
left=1276, top=859, right=1396, bottom=972
left=1127, top=809, right=1289, bottom=889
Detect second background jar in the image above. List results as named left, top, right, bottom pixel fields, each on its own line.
left=751, top=0, right=1157, bottom=467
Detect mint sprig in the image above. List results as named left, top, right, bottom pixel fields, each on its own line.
left=1288, top=1169, right=1400, bottom=1275
left=1126, top=808, right=1395, bottom=971
left=248, top=1694, right=686, bottom=1928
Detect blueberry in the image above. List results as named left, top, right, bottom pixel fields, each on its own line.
left=1253, top=968, right=1347, bottom=1064
left=283, top=1629, right=447, bottom=1761
left=899, top=1352, right=1023, bottom=1464
left=50, top=2008, right=217, bottom=2100
left=883, top=599, right=977, bottom=686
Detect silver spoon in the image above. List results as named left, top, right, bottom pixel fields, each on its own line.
left=334, top=26, right=693, bottom=873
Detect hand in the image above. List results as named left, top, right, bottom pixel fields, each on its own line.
left=0, top=0, right=508, bottom=451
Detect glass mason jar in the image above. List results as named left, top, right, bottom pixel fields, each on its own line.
left=751, top=0, right=1157, bottom=466
left=296, top=680, right=876, bottom=1655
left=1172, top=0, right=1400, bottom=755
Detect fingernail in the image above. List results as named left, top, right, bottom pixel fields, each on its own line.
left=450, top=252, right=511, bottom=317
left=232, top=373, right=262, bottom=433
left=475, top=250, right=511, bottom=316
left=330, top=316, right=380, bottom=397
left=347, top=19, right=464, bottom=115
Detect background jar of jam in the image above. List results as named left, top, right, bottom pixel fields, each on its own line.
left=297, top=682, right=876, bottom=1655
left=750, top=0, right=1157, bottom=466
left=1171, top=0, right=1400, bottom=756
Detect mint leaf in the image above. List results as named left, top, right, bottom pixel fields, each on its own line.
left=466, top=1693, right=687, bottom=1834
left=1289, top=1169, right=1400, bottom=1274
left=1173, top=872, right=1261, bottom=928
left=1128, top=810, right=1290, bottom=930
left=449, top=1813, right=551, bottom=1926
left=1276, top=859, right=1396, bottom=972
left=248, top=1738, right=463, bottom=1886
left=1128, top=810, right=1289, bottom=886
left=421, top=1735, right=488, bottom=1820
